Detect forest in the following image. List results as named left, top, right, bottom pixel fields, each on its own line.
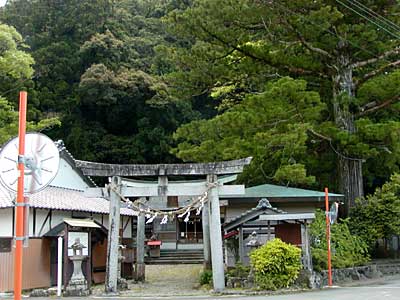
left=1, top=0, right=400, bottom=218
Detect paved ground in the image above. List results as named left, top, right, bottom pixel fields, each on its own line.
left=96, top=279, right=400, bottom=300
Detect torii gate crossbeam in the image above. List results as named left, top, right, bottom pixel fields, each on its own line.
left=76, top=157, right=252, bottom=176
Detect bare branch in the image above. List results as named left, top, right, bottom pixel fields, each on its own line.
left=307, top=128, right=332, bottom=141
left=351, top=47, right=400, bottom=69
left=356, top=95, right=400, bottom=117
left=355, top=59, right=400, bottom=87
left=283, top=17, right=332, bottom=59
left=213, top=49, right=236, bottom=61
left=261, top=16, right=275, bottom=40
left=293, top=29, right=332, bottom=59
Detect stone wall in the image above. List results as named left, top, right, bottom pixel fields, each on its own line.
left=311, top=262, right=400, bottom=288
left=226, top=262, right=400, bottom=290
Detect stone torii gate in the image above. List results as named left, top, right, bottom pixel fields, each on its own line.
left=77, top=157, right=252, bottom=293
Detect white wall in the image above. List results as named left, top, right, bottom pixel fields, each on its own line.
left=33, top=209, right=73, bottom=237
left=50, top=157, right=90, bottom=191
left=121, top=216, right=132, bottom=238
left=93, top=214, right=105, bottom=227
left=0, top=205, right=136, bottom=239
left=0, top=208, right=13, bottom=236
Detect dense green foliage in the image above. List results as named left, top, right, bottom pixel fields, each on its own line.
left=310, top=210, right=369, bottom=271
left=174, top=77, right=322, bottom=186
left=0, top=22, right=59, bottom=144
left=1, top=0, right=400, bottom=209
left=350, top=173, right=400, bottom=250
left=0, top=0, right=192, bottom=164
left=249, top=238, right=301, bottom=290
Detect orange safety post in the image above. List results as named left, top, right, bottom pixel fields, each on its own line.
left=325, top=187, right=332, bottom=287
left=14, top=91, right=27, bottom=300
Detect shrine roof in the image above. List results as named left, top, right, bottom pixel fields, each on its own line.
left=0, top=185, right=137, bottom=216
left=222, top=184, right=343, bottom=200
left=223, top=199, right=315, bottom=232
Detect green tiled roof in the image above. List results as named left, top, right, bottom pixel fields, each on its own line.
left=225, top=184, right=343, bottom=198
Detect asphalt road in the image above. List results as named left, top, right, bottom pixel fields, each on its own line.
left=1, top=279, right=399, bottom=300
left=90, top=279, right=400, bottom=300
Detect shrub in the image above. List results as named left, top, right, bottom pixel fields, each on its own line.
left=199, top=269, right=213, bottom=285
left=310, top=210, right=369, bottom=271
left=227, top=262, right=250, bottom=278
left=249, top=238, right=302, bottom=290
left=349, top=173, right=400, bottom=253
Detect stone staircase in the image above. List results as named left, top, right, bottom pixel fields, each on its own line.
left=145, top=249, right=204, bottom=265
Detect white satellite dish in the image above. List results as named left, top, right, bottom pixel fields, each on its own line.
left=0, top=132, right=60, bottom=194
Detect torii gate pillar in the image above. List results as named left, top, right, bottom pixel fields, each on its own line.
left=202, top=199, right=211, bottom=269
left=135, top=201, right=146, bottom=281
left=208, top=174, right=225, bottom=291
left=105, top=176, right=121, bottom=294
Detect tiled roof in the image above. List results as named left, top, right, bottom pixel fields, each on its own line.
left=0, top=185, right=13, bottom=209
left=0, top=185, right=137, bottom=216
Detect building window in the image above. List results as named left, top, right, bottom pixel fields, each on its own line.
left=0, top=238, right=12, bottom=252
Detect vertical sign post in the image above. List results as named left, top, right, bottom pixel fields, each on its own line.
left=14, top=91, right=27, bottom=300
left=57, top=236, right=63, bottom=296
left=324, top=187, right=333, bottom=287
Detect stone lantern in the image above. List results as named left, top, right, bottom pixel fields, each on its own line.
left=246, top=231, right=261, bottom=249
left=64, top=238, right=90, bottom=296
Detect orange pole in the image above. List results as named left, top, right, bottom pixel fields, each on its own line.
left=14, top=91, right=27, bottom=300
left=325, top=187, right=332, bottom=286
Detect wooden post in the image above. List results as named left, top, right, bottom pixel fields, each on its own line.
left=105, top=176, right=121, bottom=294
left=135, top=201, right=145, bottom=282
left=238, top=226, right=244, bottom=263
left=87, top=231, right=92, bottom=289
left=305, top=222, right=312, bottom=271
left=202, top=199, right=211, bottom=269
left=301, top=222, right=312, bottom=271
left=208, top=174, right=225, bottom=292
left=63, top=226, right=69, bottom=288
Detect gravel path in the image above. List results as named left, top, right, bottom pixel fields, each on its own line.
left=93, top=264, right=207, bottom=297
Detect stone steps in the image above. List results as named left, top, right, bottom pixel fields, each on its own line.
left=145, top=249, right=204, bottom=265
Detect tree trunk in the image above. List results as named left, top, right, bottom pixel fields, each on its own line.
left=332, top=44, right=364, bottom=215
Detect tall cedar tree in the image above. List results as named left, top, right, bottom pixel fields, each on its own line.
left=165, top=0, right=400, bottom=212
